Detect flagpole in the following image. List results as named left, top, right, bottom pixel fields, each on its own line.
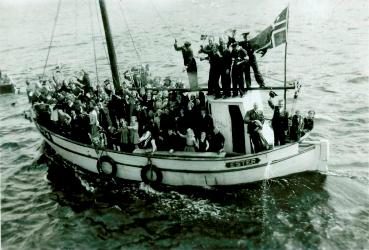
left=284, top=42, right=287, bottom=111
left=284, top=5, right=289, bottom=112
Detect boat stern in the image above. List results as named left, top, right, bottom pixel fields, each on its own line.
left=316, top=139, right=329, bottom=172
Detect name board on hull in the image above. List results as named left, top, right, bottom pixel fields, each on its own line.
left=226, top=158, right=261, bottom=168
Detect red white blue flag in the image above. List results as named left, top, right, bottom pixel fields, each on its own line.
left=250, top=7, right=289, bottom=55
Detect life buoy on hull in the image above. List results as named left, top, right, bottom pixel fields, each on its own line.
left=141, top=164, right=163, bottom=185
left=97, top=155, right=117, bottom=178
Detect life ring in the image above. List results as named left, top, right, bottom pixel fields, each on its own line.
left=141, top=164, right=163, bottom=185
left=97, top=155, right=117, bottom=178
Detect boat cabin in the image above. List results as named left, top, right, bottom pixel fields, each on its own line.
left=208, top=90, right=269, bottom=155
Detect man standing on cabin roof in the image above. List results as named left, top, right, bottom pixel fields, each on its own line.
left=174, top=39, right=198, bottom=90
left=199, top=37, right=222, bottom=99
left=219, top=37, right=232, bottom=98
left=239, top=32, right=265, bottom=88
left=227, top=29, right=237, bottom=48
left=244, top=103, right=266, bottom=153
left=230, top=42, right=247, bottom=97
left=268, top=97, right=289, bottom=146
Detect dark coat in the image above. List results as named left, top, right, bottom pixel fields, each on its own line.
left=244, top=109, right=264, bottom=134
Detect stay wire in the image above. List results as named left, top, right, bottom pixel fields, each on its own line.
left=42, top=0, right=62, bottom=78
left=149, top=0, right=186, bottom=80
left=149, top=0, right=175, bottom=38
left=88, top=0, right=99, bottom=83
left=118, top=0, right=143, bottom=65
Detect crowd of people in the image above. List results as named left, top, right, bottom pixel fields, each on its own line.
left=27, top=28, right=315, bottom=156
left=174, top=30, right=265, bottom=99
left=244, top=96, right=315, bottom=153
left=29, top=66, right=225, bottom=154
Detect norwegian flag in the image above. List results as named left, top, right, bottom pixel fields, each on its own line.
left=249, top=7, right=289, bottom=55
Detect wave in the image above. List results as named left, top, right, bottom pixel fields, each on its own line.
left=1, top=142, right=20, bottom=150
left=347, top=76, right=368, bottom=84
left=325, top=170, right=369, bottom=183
left=314, top=114, right=335, bottom=122
left=317, top=86, right=339, bottom=94
left=0, top=46, right=27, bottom=53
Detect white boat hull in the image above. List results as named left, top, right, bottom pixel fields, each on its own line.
left=37, top=124, right=329, bottom=187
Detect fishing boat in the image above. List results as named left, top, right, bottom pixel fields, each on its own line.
left=0, top=72, right=16, bottom=94
left=32, top=0, right=329, bottom=187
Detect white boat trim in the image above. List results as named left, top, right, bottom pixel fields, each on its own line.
left=36, top=122, right=329, bottom=187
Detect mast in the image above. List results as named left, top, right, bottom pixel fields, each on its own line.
left=99, top=0, right=121, bottom=92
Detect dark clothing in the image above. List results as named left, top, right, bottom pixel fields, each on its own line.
left=244, top=109, right=265, bottom=153
left=239, top=40, right=264, bottom=86
left=268, top=100, right=288, bottom=146
left=210, top=132, right=225, bottom=152
left=198, top=139, right=209, bottom=152
left=244, top=109, right=264, bottom=134
left=176, top=114, right=187, bottom=134
left=231, top=48, right=247, bottom=96
left=108, top=95, right=125, bottom=126
left=219, top=45, right=232, bottom=96
left=99, top=108, right=112, bottom=132
left=184, top=109, right=197, bottom=131
left=227, top=36, right=236, bottom=48
left=174, top=43, right=198, bottom=89
left=303, top=118, right=314, bottom=131
left=197, top=114, right=214, bottom=138
left=199, top=43, right=221, bottom=97
left=290, top=115, right=304, bottom=141
left=161, top=133, right=179, bottom=151
left=77, top=72, right=93, bottom=93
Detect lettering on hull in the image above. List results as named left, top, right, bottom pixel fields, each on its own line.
left=226, top=158, right=261, bottom=168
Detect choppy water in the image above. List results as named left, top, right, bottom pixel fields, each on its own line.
left=1, top=0, right=369, bottom=249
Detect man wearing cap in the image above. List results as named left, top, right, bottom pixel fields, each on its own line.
left=174, top=39, right=198, bottom=90
left=219, top=37, right=232, bottom=98
left=227, top=29, right=237, bottom=48
left=239, top=32, right=265, bottom=88
left=230, top=42, right=247, bottom=97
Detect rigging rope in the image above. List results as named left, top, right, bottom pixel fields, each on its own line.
left=118, top=0, right=143, bottom=65
left=42, top=0, right=62, bottom=78
left=149, top=0, right=187, bottom=80
left=290, top=81, right=302, bottom=115
left=88, top=0, right=99, bottom=83
left=149, top=0, right=176, bottom=38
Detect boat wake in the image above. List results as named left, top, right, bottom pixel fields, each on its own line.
left=325, top=169, right=369, bottom=183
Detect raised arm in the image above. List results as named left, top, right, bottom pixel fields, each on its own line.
left=174, top=39, right=182, bottom=51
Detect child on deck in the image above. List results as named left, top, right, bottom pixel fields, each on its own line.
left=128, top=116, right=139, bottom=149
left=178, top=128, right=199, bottom=152
left=197, top=131, right=209, bottom=152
